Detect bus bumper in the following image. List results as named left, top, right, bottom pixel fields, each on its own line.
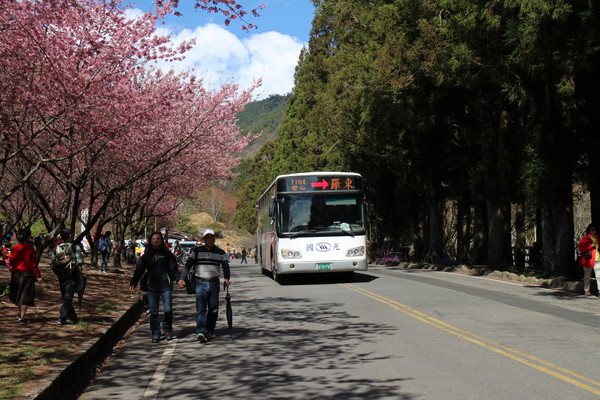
left=275, top=259, right=368, bottom=274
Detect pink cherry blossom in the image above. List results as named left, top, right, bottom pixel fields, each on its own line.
left=0, top=0, right=260, bottom=246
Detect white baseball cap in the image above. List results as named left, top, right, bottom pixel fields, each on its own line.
left=202, top=228, right=215, bottom=238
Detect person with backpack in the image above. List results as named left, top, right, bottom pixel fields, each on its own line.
left=98, top=231, right=112, bottom=272
left=8, top=229, right=42, bottom=325
left=129, top=232, right=179, bottom=343
left=51, top=229, right=86, bottom=325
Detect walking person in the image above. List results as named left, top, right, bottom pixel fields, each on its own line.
left=2, top=241, right=12, bottom=262
left=97, top=231, right=111, bottom=272
left=129, top=232, right=179, bottom=342
left=98, top=231, right=112, bottom=272
left=173, top=240, right=183, bottom=265
left=578, top=223, right=600, bottom=296
left=8, top=229, right=42, bottom=325
left=178, top=229, right=230, bottom=343
left=51, top=229, right=85, bottom=325
left=240, top=247, right=248, bottom=264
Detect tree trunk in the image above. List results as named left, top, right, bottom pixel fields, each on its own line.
left=552, top=186, right=575, bottom=277
left=425, top=175, right=444, bottom=263
left=480, top=102, right=513, bottom=270
left=590, top=176, right=600, bottom=227
left=472, top=189, right=488, bottom=265
left=514, top=200, right=526, bottom=270
left=456, top=194, right=471, bottom=264
left=112, top=221, right=125, bottom=269
left=423, top=128, right=445, bottom=263
left=486, top=199, right=512, bottom=270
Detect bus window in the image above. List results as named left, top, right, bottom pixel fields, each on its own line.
left=278, top=193, right=365, bottom=235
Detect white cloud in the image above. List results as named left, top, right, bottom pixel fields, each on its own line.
left=153, top=24, right=304, bottom=99
left=123, top=7, right=145, bottom=20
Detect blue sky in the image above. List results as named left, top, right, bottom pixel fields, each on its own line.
left=128, top=1, right=315, bottom=99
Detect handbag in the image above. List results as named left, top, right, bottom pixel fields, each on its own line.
left=183, top=246, right=199, bottom=295
left=184, top=266, right=195, bottom=294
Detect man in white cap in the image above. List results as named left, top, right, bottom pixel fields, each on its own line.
left=178, top=228, right=230, bottom=343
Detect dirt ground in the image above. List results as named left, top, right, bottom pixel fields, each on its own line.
left=0, top=256, right=141, bottom=400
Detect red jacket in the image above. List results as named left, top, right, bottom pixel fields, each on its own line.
left=578, top=234, right=597, bottom=268
left=8, top=243, right=41, bottom=277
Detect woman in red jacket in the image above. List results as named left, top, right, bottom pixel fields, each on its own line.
left=8, top=229, right=42, bottom=324
left=578, top=224, right=599, bottom=296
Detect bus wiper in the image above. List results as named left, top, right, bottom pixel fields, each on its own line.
left=289, top=229, right=318, bottom=238
left=341, top=228, right=355, bottom=237
left=337, top=222, right=354, bottom=237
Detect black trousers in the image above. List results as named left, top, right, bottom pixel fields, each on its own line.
left=59, top=279, right=78, bottom=321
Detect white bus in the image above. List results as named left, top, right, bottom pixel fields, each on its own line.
left=256, top=172, right=368, bottom=282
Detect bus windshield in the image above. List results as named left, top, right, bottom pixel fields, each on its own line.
left=277, top=193, right=366, bottom=236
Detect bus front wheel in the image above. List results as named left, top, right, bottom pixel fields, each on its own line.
left=272, top=267, right=286, bottom=284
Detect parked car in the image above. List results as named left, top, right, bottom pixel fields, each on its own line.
left=178, top=240, right=198, bottom=262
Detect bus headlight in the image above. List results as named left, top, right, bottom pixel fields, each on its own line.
left=346, top=246, right=365, bottom=257
left=281, top=249, right=301, bottom=259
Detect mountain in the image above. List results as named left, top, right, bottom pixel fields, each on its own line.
left=237, top=93, right=290, bottom=158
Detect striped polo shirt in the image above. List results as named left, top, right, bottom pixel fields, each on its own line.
left=184, top=245, right=230, bottom=280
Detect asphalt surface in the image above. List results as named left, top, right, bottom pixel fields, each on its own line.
left=37, top=260, right=600, bottom=400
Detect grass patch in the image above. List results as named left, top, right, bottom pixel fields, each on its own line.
left=75, top=320, right=92, bottom=329
left=40, top=345, right=78, bottom=364
left=0, top=377, right=23, bottom=400
left=22, top=346, right=43, bottom=359
left=0, top=343, right=77, bottom=400
left=96, top=301, right=120, bottom=314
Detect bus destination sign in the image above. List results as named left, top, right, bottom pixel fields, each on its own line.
left=278, top=175, right=362, bottom=192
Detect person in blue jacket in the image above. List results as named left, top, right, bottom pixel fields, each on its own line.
left=129, top=232, right=179, bottom=342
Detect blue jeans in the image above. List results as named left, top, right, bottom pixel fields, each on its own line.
left=147, top=289, right=173, bottom=338
left=100, top=251, right=110, bottom=271
left=194, top=279, right=220, bottom=335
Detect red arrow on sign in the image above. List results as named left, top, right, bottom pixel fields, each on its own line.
left=311, top=179, right=329, bottom=190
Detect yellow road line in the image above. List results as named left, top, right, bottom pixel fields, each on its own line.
left=341, top=283, right=600, bottom=396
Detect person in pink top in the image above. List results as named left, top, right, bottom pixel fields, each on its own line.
left=8, top=229, right=42, bottom=324
left=578, top=223, right=600, bottom=296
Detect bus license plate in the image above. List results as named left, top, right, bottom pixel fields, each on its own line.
left=316, top=263, right=331, bottom=271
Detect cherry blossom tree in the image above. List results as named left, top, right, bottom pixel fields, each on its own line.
left=0, top=0, right=259, bottom=255
left=169, top=0, right=265, bottom=30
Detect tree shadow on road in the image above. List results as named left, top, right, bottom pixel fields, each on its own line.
left=82, top=267, right=415, bottom=400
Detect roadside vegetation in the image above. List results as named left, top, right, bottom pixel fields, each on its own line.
left=234, top=1, right=600, bottom=279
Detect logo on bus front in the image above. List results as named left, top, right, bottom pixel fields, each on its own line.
left=316, top=242, right=331, bottom=252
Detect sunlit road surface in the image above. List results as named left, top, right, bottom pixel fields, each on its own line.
left=81, top=261, right=600, bottom=400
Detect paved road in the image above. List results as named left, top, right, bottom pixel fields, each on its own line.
left=80, top=261, right=600, bottom=399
